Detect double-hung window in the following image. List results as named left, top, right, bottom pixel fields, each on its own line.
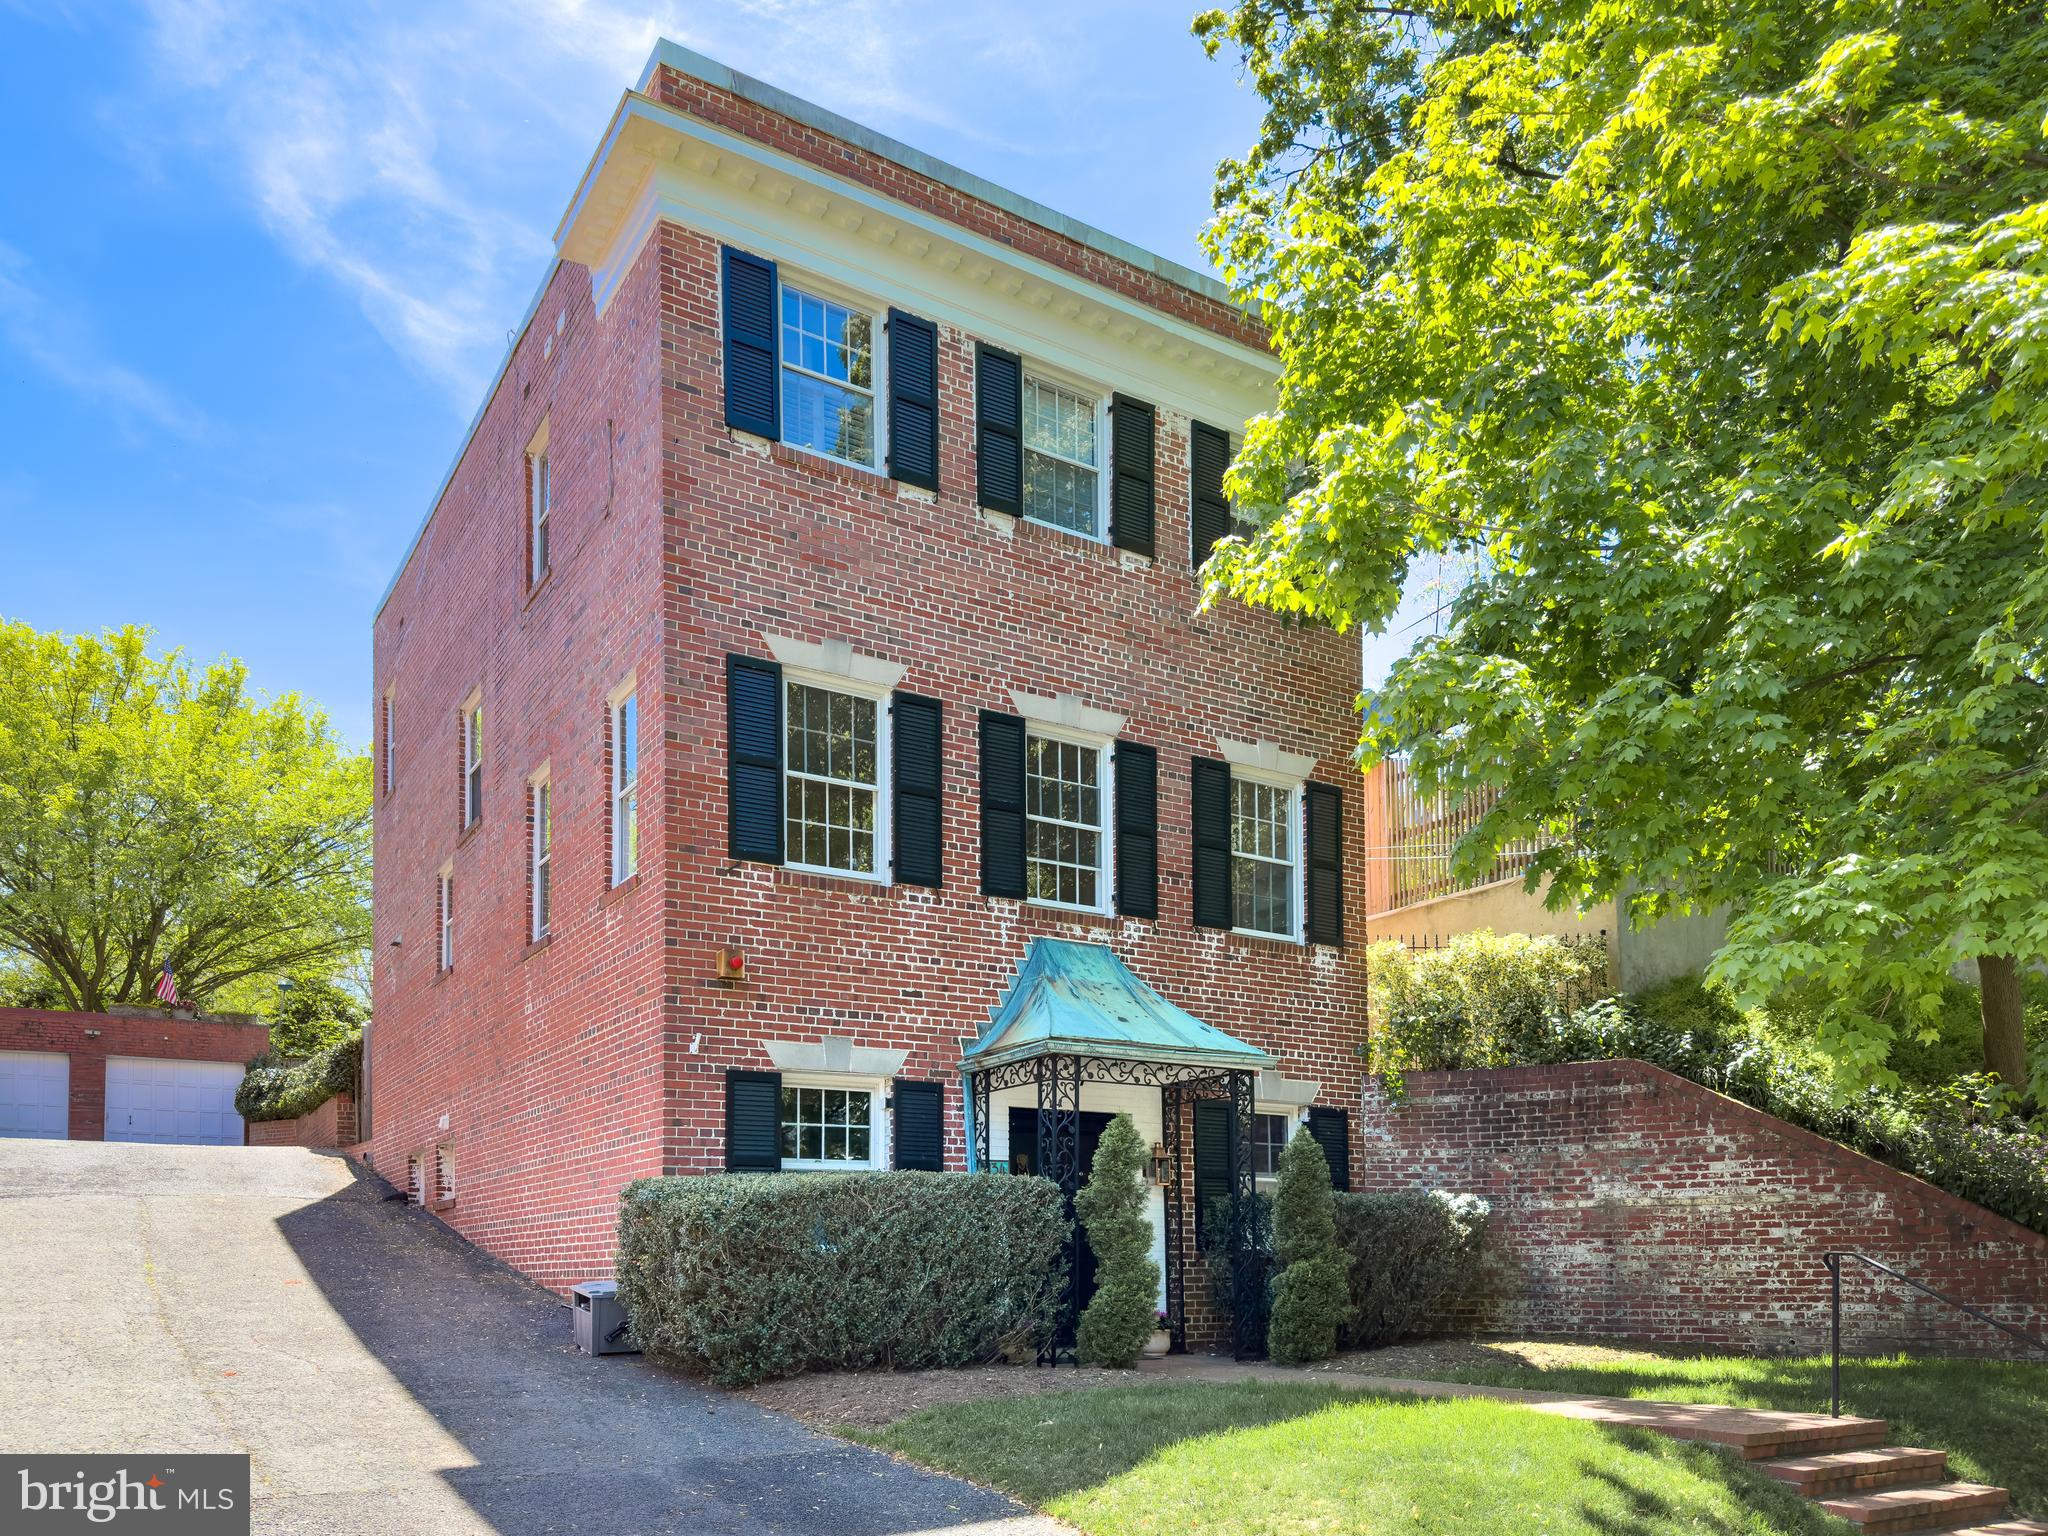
left=611, top=692, right=638, bottom=885
left=1231, top=777, right=1301, bottom=939
left=437, top=871, right=454, bottom=972
left=1024, top=730, right=1109, bottom=911
left=529, top=446, right=551, bottom=582
left=778, top=1079, right=880, bottom=1170
left=1252, top=1112, right=1292, bottom=1177
left=462, top=699, right=483, bottom=827
left=784, top=678, right=887, bottom=878
left=780, top=284, right=877, bottom=468
left=1022, top=375, right=1102, bottom=536
left=530, top=775, right=552, bottom=942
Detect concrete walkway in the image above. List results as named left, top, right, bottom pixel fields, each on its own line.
left=0, top=1140, right=1060, bottom=1536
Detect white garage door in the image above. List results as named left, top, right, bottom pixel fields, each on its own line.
left=105, top=1057, right=245, bottom=1145
left=0, top=1051, right=69, bottom=1139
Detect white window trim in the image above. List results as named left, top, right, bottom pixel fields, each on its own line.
left=437, top=865, right=455, bottom=972
left=777, top=1072, right=888, bottom=1172
left=609, top=680, right=639, bottom=887
left=1250, top=1104, right=1305, bottom=1185
left=1020, top=363, right=1110, bottom=542
left=1229, top=765, right=1306, bottom=944
left=776, top=270, right=889, bottom=475
left=1022, top=721, right=1115, bottom=916
left=781, top=665, right=894, bottom=885
left=530, top=768, right=552, bottom=943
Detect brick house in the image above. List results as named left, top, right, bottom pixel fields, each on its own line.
left=367, top=42, right=1367, bottom=1352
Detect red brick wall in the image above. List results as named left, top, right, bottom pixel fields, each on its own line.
left=249, top=1092, right=355, bottom=1148
left=0, top=1008, right=270, bottom=1142
left=370, top=245, right=672, bottom=1288
left=371, top=120, right=1364, bottom=1295
left=1362, top=1060, right=2048, bottom=1356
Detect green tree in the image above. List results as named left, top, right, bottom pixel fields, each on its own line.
left=0, top=623, right=370, bottom=1012
left=1267, top=1128, right=1351, bottom=1363
left=1073, top=1113, right=1162, bottom=1367
left=1196, top=0, right=2048, bottom=1096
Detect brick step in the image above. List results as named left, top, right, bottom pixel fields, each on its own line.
left=1537, top=1398, right=1890, bottom=1460
left=1761, top=1447, right=1950, bottom=1497
left=1820, top=1483, right=2010, bottom=1535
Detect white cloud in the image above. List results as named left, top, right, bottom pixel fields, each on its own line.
left=0, top=239, right=203, bottom=438
left=124, top=0, right=985, bottom=412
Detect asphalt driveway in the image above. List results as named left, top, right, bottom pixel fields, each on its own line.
left=0, top=1139, right=1060, bottom=1535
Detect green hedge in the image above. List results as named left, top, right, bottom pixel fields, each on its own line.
left=1208, top=1187, right=1489, bottom=1351
left=616, top=1171, right=1067, bottom=1387
left=235, top=1033, right=359, bottom=1122
left=1334, top=1191, right=1490, bottom=1348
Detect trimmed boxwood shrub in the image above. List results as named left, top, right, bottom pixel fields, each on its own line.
left=1267, top=1129, right=1351, bottom=1363
left=1334, top=1191, right=1490, bottom=1348
left=1075, top=1114, right=1160, bottom=1367
left=616, top=1170, right=1067, bottom=1387
left=235, top=1032, right=359, bottom=1122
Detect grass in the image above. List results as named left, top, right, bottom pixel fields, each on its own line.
left=1400, top=1348, right=2048, bottom=1515
left=858, top=1380, right=1841, bottom=1536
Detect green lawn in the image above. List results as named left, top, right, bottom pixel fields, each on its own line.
left=1400, top=1349, right=2048, bottom=1516
left=860, top=1380, right=1841, bottom=1536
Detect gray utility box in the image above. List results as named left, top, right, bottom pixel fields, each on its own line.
left=571, top=1281, right=638, bottom=1356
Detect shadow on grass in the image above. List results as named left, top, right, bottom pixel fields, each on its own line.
left=863, top=1379, right=1846, bottom=1534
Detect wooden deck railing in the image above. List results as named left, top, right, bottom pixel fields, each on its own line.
left=1364, top=756, right=1548, bottom=914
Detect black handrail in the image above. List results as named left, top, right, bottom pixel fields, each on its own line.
left=1824, top=1250, right=2048, bottom=1416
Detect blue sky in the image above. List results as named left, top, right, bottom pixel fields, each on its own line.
left=0, top=1, right=1272, bottom=746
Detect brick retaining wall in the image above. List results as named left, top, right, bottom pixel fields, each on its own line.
left=248, top=1092, right=356, bottom=1149
left=1361, top=1059, right=2048, bottom=1357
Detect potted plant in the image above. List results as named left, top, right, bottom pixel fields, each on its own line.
left=1144, top=1309, right=1171, bottom=1357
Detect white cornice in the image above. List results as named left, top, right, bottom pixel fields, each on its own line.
left=557, top=94, right=1277, bottom=427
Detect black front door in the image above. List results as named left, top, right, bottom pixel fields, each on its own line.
left=1008, top=1107, right=1115, bottom=1310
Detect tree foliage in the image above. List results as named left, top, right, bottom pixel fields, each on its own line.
left=0, top=623, right=371, bottom=1012
left=1074, top=1113, right=1162, bottom=1367
left=1197, top=0, right=2048, bottom=1093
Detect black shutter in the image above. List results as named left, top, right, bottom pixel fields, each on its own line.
left=1190, top=421, right=1232, bottom=570
left=893, top=1079, right=945, bottom=1171
left=1191, top=757, right=1233, bottom=929
left=1110, top=394, right=1156, bottom=558
left=1193, top=1098, right=1233, bottom=1248
left=726, top=655, right=783, bottom=863
left=1307, top=1106, right=1350, bottom=1192
left=979, top=711, right=1027, bottom=897
left=975, top=344, right=1023, bottom=516
left=726, top=1070, right=783, bottom=1171
left=1113, top=740, right=1157, bottom=919
left=893, top=694, right=944, bottom=888
left=1305, top=782, right=1344, bottom=946
left=721, top=247, right=779, bottom=440
left=886, top=309, right=940, bottom=491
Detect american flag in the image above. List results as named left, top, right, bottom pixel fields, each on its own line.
left=154, top=964, right=179, bottom=1006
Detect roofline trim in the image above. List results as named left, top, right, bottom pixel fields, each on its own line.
left=634, top=38, right=1241, bottom=311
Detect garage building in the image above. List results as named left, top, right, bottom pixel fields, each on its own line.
left=0, top=1007, right=269, bottom=1145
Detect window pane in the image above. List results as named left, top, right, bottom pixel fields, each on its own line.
left=785, top=684, right=881, bottom=874
left=1024, top=454, right=1097, bottom=534
left=1024, top=733, right=1104, bottom=909
left=1230, top=780, right=1296, bottom=934
left=781, top=374, right=874, bottom=464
